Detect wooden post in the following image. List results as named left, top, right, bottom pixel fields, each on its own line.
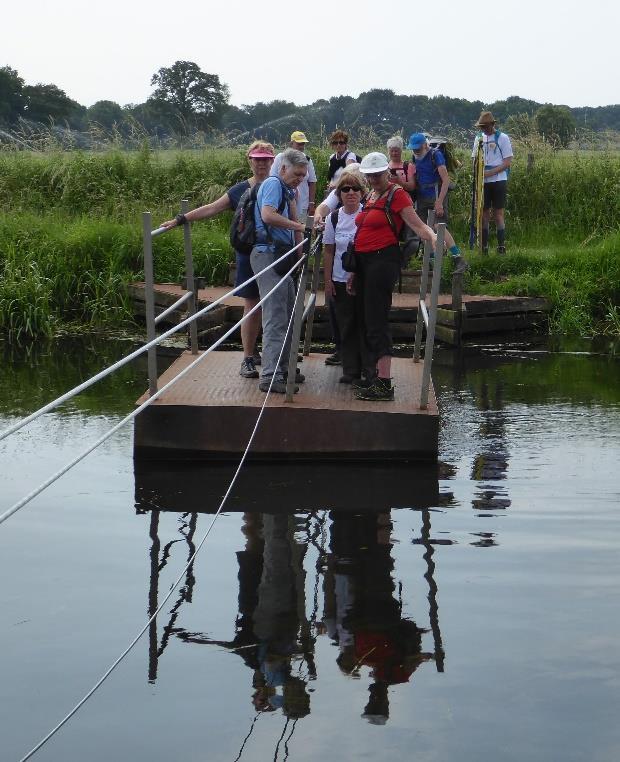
left=451, top=270, right=464, bottom=347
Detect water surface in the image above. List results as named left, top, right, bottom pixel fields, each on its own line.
left=1, top=337, right=619, bottom=762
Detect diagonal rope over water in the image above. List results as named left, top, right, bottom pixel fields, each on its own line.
left=17, top=250, right=311, bottom=762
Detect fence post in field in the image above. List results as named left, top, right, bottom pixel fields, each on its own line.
left=180, top=199, right=199, bottom=355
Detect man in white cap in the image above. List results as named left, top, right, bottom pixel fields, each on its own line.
left=271, top=131, right=317, bottom=227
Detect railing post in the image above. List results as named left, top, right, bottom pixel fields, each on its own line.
left=285, top=236, right=311, bottom=402
left=142, top=212, right=158, bottom=396
left=181, top=199, right=199, bottom=355
left=413, top=210, right=435, bottom=362
left=302, top=230, right=322, bottom=356
left=420, top=223, right=445, bottom=409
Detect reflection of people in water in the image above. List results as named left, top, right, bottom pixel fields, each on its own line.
left=322, top=510, right=432, bottom=724
left=471, top=378, right=511, bottom=515
left=251, top=513, right=310, bottom=718
left=174, top=512, right=311, bottom=719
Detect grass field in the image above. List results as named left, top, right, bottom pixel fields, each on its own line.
left=0, top=145, right=618, bottom=340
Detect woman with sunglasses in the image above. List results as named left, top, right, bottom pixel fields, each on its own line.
left=327, top=130, right=360, bottom=191
left=349, top=152, right=437, bottom=402
left=322, top=172, right=369, bottom=384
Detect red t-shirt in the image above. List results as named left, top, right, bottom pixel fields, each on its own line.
left=354, top=185, right=413, bottom=252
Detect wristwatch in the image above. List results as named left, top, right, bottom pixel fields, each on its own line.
left=174, top=213, right=187, bottom=226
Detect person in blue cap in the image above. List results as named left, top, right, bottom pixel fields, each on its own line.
left=407, top=132, right=468, bottom=273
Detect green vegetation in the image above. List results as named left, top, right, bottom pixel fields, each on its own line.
left=0, top=145, right=618, bottom=341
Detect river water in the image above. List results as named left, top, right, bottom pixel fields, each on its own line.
left=1, top=336, right=619, bottom=762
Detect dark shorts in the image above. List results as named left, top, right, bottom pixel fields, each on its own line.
left=483, top=180, right=507, bottom=210
left=416, top=195, right=450, bottom=225
left=235, top=251, right=259, bottom=300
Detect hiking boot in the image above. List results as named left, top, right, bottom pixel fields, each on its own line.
left=239, top=357, right=259, bottom=379
left=355, top=377, right=395, bottom=401
left=352, top=375, right=374, bottom=390
left=283, top=368, right=305, bottom=384
left=452, top=255, right=470, bottom=275
left=324, top=351, right=341, bottom=366
left=497, top=245, right=506, bottom=255
left=252, top=350, right=262, bottom=366
left=259, top=378, right=299, bottom=394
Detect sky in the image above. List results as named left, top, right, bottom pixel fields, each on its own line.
left=3, top=0, right=619, bottom=110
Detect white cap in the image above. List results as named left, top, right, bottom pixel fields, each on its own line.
left=359, top=152, right=389, bottom=174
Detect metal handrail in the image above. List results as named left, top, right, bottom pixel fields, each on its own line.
left=0, top=229, right=307, bottom=444
left=154, top=290, right=193, bottom=325
left=413, top=213, right=445, bottom=410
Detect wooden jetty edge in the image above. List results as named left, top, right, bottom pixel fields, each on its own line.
left=128, top=277, right=550, bottom=348
left=133, top=351, right=438, bottom=461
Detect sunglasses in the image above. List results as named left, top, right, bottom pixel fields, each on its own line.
left=332, top=140, right=347, bottom=145
left=339, top=185, right=361, bottom=193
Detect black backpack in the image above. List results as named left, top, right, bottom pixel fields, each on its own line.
left=382, top=185, right=420, bottom=267
left=229, top=180, right=288, bottom=255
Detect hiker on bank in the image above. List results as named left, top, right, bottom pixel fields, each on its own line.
left=348, top=152, right=437, bottom=402
left=271, top=131, right=317, bottom=226
left=471, top=111, right=513, bottom=254
left=160, top=140, right=276, bottom=380
left=322, top=171, right=369, bottom=384
left=407, top=132, right=468, bottom=273
left=327, top=129, right=361, bottom=190
left=251, top=148, right=308, bottom=394
left=386, top=136, right=415, bottom=198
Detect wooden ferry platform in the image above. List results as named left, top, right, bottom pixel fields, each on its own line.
left=133, top=350, right=438, bottom=462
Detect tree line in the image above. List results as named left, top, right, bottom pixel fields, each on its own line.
left=1, top=61, right=619, bottom=148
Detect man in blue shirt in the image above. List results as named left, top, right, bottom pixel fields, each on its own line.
left=407, top=133, right=468, bottom=273
left=251, top=148, right=308, bottom=393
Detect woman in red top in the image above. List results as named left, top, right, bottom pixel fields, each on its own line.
left=350, top=152, right=436, bottom=401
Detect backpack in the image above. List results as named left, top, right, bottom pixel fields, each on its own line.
left=363, top=185, right=419, bottom=268
left=427, top=136, right=460, bottom=175
left=229, top=179, right=288, bottom=255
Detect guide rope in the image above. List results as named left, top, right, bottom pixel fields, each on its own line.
left=0, top=238, right=307, bottom=444
left=17, top=250, right=310, bottom=762
left=0, top=246, right=313, bottom=529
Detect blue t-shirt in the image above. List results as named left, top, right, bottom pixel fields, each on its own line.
left=254, top=176, right=295, bottom=251
left=227, top=179, right=251, bottom=210
left=415, top=149, right=446, bottom=199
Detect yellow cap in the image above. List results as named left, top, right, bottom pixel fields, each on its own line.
left=290, top=130, right=309, bottom=143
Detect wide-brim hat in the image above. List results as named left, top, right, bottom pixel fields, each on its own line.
left=475, top=111, right=496, bottom=127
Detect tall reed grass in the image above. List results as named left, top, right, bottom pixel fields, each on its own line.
left=0, top=145, right=618, bottom=339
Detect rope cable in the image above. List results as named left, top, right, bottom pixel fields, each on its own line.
left=17, top=252, right=310, bottom=762
left=0, top=238, right=308, bottom=444
left=1, top=250, right=309, bottom=528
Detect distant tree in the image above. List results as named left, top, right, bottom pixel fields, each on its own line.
left=0, top=66, right=25, bottom=124
left=23, top=83, right=83, bottom=126
left=87, top=100, right=123, bottom=130
left=535, top=104, right=576, bottom=147
left=150, top=61, right=229, bottom=133
left=504, top=112, right=538, bottom=141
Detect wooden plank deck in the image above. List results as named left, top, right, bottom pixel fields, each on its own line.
left=133, top=351, right=438, bottom=462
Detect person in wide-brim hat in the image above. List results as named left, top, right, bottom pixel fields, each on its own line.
left=475, top=111, right=496, bottom=128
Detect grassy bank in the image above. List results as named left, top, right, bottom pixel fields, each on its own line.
left=0, top=146, right=619, bottom=340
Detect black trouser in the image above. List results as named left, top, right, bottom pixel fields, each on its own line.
left=332, top=282, right=361, bottom=377
left=355, top=246, right=401, bottom=370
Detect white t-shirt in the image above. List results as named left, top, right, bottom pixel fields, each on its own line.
left=323, top=189, right=340, bottom=212
left=472, top=131, right=513, bottom=183
left=329, top=150, right=357, bottom=187
left=323, top=205, right=361, bottom=283
left=270, top=152, right=317, bottom=214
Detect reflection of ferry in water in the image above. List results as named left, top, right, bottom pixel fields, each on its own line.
left=137, top=462, right=447, bottom=732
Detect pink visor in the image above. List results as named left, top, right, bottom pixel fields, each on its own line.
left=248, top=149, right=275, bottom=158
